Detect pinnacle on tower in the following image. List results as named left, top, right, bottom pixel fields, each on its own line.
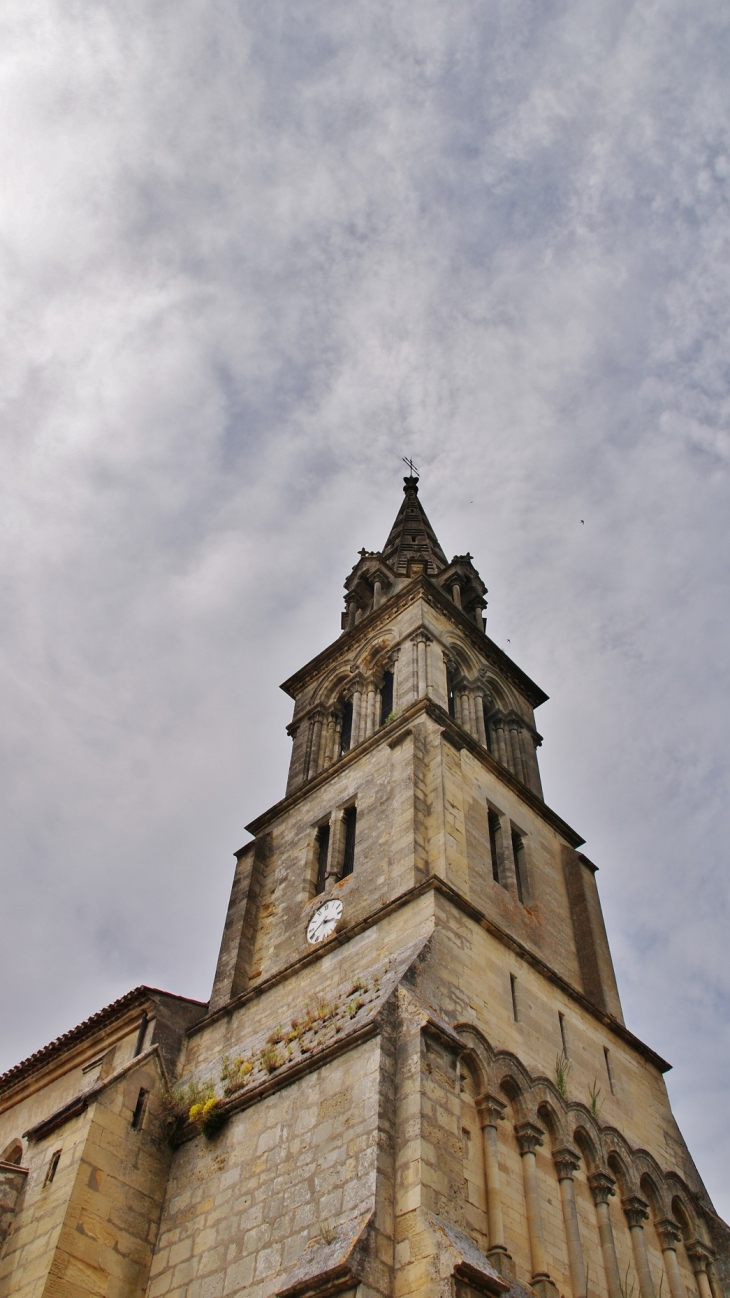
left=343, top=476, right=487, bottom=632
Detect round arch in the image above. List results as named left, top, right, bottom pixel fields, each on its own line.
left=573, top=1124, right=601, bottom=1174
left=536, top=1098, right=570, bottom=1150
left=1, top=1139, right=23, bottom=1166
left=606, top=1149, right=635, bottom=1198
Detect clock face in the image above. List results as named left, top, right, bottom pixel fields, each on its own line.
left=306, top=898, right=343, bottom=945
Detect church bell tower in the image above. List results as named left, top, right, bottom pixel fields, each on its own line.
left=2, top=474, right=727, bottom=1298
left=190, top=473, right=728, bottom=1298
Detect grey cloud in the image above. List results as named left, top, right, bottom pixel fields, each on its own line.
left=1, top=0, right=729, bottom=1217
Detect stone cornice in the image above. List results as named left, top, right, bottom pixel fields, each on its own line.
left=188, top=866, right=671, bottom=1076
left=245, top=697, right=582, bottom=847
left=279, top=574, right=548, bottom=709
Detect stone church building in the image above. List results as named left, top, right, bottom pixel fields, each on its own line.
left=1, top=476, right=728, bottom=1298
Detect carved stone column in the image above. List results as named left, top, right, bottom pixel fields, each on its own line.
left=553, top=1148, right=587, bottom=1298
left=466, top=691, right=477, bottom=737
left=350, top=681, right=363, bottom=749
left=589, top=1173, right=622, bottom=1298
left=307, top=711, right=324, bottom=781
left=452, top=582, right=462, bottom=608
left=686, top=1241, right=715, bottom=1298
left=474, top=694, right=488, bottom=748
left=508, top=720, right=527, bottom=783
left=655, top=1220, right=686, bottom=1298
left=493, top=715, right=509, bottom=768
left=332, top=713, right=343, bottom=761
left=373, top=579, right=382, bottom=608
left=391, top=648, right=401, bottom=713
left=476, top=1094, right=513, bottom=1278
left=515, top=1122, right=556, bottom=1297
left=364, top=682, right=377, bottom=738
left=623, top=1197, right=655, bottom=1298
left=322, top=713, right=335, bottom=769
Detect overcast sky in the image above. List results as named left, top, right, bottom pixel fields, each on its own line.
left=2, top=0, right=729, bottom=1219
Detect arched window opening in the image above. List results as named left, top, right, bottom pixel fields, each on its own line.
left=460, top=1063, right=489, bottom=1253
left=339, top=698, right=353, bottom=754
left=1, top=1140, right=23, bottom=1166
left=380, top=670, right=394, bottom=725
left=447, top=670, right=457, bottom=719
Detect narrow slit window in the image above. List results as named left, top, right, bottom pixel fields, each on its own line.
left=559, top=1013, right=569, bottom=1058
left=339, top=699, right=353, bottom=754
left=380, top=670, right=394, bottom=725
left=510, top=974, right=519, bottom=1022
left=604, top=1047, right=615, bottom=1094
left=488, top=810, right=501, bottom=884
left=132, top=1087, right=149, bottom=1130
left=45, top=1150, right=61, bottom=1186
left=341, top=806, right=357, bottom=877
left=447, top=673, right=456, bottom=719
left=511, top=830, right=526, bottom=903
left=314, top=823, right=330, bottom=894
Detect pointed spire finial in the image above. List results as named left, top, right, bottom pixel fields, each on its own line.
left=380, top=469, right=447, bottom=575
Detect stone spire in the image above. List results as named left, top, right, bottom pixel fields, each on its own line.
left=381, top=476, right=448, bottom=576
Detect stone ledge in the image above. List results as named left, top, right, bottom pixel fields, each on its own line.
left=276, top=1210, right=373, bottom=1298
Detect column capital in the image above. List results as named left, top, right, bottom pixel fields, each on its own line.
left=515, top=1121, right=545, bottom=1155
left=410, top=630, right=432, bottom=645
left=476, top=1093, right=506, bottom=1127
left=686, top=1241, right=715, bottom=1274
left=622, top=1196, right=650, bottom=1229
left=655, top=1219, right=682, bottom=1251
left=552, top=1146, right=581, bottom=1180
left=588, top=1171, right=617, bottom=1205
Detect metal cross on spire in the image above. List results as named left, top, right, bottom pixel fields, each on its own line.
left=402, top=456, right=420, bottom=478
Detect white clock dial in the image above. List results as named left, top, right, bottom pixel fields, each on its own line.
left=306, top=898, right=343, bottom=945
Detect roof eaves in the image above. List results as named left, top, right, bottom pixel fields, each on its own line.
left=0, top=985, right=205, bottom=1094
